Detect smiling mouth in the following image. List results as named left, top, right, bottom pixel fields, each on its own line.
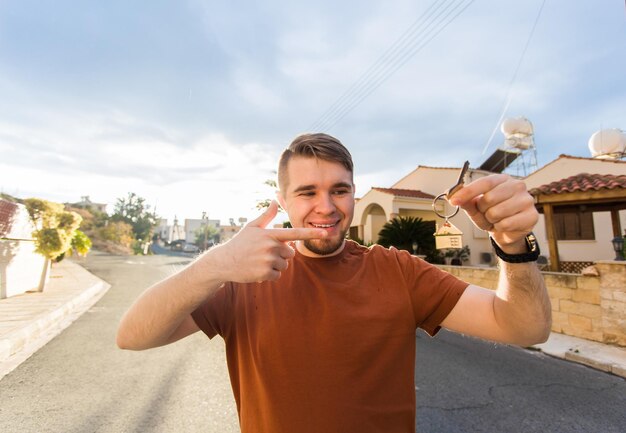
left=310, top=222, right=338, bottom=228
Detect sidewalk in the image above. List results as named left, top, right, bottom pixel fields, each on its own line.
left=0, top=259, right=625, bottom=381
left=0, top=259, right=110, bottom=379
left=533, top=333, right=626, bottom=378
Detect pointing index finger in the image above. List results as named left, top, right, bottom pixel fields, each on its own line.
left=266, top=227, right=329, bottom=241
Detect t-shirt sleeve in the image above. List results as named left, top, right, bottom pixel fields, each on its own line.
left=191, top=282, right=234, bottom=339
left=399, top=250, right=469, bottom=336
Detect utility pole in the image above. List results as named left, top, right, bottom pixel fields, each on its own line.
left=202, top=211, right=208, bottom=251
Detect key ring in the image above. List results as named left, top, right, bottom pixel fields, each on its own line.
left=432, top=193, right=459, bottom=220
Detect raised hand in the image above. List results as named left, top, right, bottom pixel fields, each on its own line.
left=209, top=201, right=328, bottom=283
left=448, top=174, right=538, bottom=253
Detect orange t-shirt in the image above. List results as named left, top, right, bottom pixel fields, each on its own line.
left=192, top=241, right=468, bottom=433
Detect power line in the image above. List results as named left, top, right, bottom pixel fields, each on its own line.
left=308, top=0, right=450, bottom=131
left=310, top=0, right=469, bottom=132
left=481, top=0, right=547, bottom=155
left=319, top=0, right=475, bottom=132
left=308, top=0, right=475, bottom=132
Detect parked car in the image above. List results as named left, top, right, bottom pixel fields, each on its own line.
left=182, top=243, right=200, bottom=253
left=170, top=239, right=186, bottom=251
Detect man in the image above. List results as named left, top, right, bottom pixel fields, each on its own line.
left=117, top=133, right=551, bottom=433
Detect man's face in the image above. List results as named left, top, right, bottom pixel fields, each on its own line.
left=278, top=156, right=355, bottom=257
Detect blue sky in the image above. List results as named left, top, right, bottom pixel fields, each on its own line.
left=1, top=1, right=624, bottom=225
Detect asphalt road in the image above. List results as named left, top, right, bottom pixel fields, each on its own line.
left=1, top=252, right=625, bottom=433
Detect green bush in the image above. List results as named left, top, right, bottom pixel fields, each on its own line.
left=25, top=198, right=86, bottom=261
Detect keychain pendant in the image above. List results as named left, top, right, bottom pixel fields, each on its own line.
left=432, top=161, right=469, bottom=250
left=434, top=218, right=463, bottom=249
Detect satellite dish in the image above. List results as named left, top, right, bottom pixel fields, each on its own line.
left=588, top=129, right=626, bottom=159
left=501, top=117, right=534, bottom=137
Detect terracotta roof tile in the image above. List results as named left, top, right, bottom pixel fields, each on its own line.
left=372, top=187, right=435, bottom=199
left=530, top=173, right=626, bottom=196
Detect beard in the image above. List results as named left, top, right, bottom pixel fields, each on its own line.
left=303, top=231, right=347, bottom=256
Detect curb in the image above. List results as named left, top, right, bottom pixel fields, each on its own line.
left=533, top=333, right=626, bottom=379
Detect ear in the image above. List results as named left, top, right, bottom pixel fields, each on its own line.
left=276, top=190, right=288, bottom=212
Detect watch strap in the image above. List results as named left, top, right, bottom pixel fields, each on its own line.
left=490, top=233, right=540, bottom=263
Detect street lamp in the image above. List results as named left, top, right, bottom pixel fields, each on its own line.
left=611, top=236, right=625, bottom=261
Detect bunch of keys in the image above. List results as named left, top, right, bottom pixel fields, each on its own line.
left=432, top=161, right=469, bottom=249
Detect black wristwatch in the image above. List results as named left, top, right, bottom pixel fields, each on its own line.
left=490, top=233, right=540, bottom=263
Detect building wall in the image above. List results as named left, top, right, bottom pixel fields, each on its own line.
left=184, top=218, right=220, bottom=244
left=533, top=211, right=624, bottom=263
left=392, top=167, right=457, bottom=191
left=366, top=212, right=387, bottom=244
left=0, top=200, right=45, bottom=299
left=439, top=261, right=626, bottom=346
left=0, top=240, right=45, bottom=298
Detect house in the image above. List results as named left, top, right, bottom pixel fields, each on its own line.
left=156, top=217, right=186, bottom=243
left=184, top=218, right=220, bottom=244
left=526, top=155, right=626, bottom=272
left=352, top=165, right=496, bottom=266
left=0, top=199, right=45, bottom=298
left=69, top=196, right=107, bottom=214
left=352, top=155, right=626, bottom=271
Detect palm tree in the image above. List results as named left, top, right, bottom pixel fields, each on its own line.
left=377, top=216, right=441, bottom=263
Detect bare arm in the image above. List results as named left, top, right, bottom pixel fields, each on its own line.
left=440, top=174, right=552, bottom=346
left=116, top=248, right=224, bottom=350
left=442, top=261, right=551, bottom=346
left=116, top=201, right=327, bottom=350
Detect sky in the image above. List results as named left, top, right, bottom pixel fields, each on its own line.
left=1, top=0, right=624, bottom=226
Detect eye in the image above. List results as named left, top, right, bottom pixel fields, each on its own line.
left=332, top=189, right=350, bottom=195
left=299, top=191, right=315, bottom=197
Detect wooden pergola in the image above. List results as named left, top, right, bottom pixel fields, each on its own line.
left=530, top=173, right=626, bottom=272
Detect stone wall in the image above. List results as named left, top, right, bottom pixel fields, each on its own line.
left=594, top=261, right=626, bottom=346
left=438, top=262, right=626, bottom=347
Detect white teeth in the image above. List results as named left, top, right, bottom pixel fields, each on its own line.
left=313, top=223, right=335, bottom=228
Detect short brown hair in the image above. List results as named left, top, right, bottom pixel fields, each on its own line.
left=278, top=133, right=354, bottom=191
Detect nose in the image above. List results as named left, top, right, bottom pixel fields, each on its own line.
left=314, top=192, right=336, bottom=215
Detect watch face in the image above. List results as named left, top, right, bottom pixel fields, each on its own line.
left=526, top=233, right=538, bottom=253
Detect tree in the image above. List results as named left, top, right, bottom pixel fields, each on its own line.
left=111, top=192, right=158, bottom=241
left=24, top=198, right=90, bottom=291
left=256, top=178, right=279, bottom=211
left=54, top=229, right=93, bottom=262
left=194, top=224, right=219, bottom=249
left=70, top=230, right=93, bottom=256
left=24, top=198, right=84, bottom=260
left=97, top=221, right=133, bottom=246
left=376, top=216, right=441, bottom=263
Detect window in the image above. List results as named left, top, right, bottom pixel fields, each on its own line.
left=554, top=209, right=595, bottom=240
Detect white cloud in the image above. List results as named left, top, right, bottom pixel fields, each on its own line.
left=1, top=0, right=624, bottom=226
